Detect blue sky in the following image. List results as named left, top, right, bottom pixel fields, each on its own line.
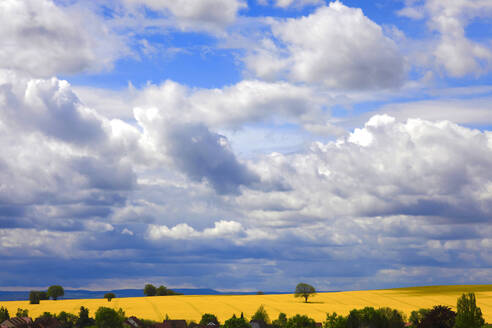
left=0, top=0, right=491, bottom=292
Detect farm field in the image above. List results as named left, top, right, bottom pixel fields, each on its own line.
left=1, top=285, right=491, bottom=323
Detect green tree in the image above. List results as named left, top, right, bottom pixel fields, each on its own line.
left=38, top=291, right=49, bottom=300
left=378, top=307, right=406, bottom=328
left=294, top=283, right=316, bottom=303
left=144, top=284, right=157, bottom=296
left=251, top=305, right=270, bottom=324
left=94, top=307, right=124, bottom=328
left=272, top=313, right=287, bottom=328
left=16, top=308, right=29, bottom=317
left=286, top=314, right=316, bottom=328
left=0, top=306, right=10, bottom=322
left=76, top=306, right=95, bottom=328
left=455, top=293, right=485, bottom=328
left=200, top=313, right=220, bottom=326
left=47, top=285, right=65, bottom=300
left=57, top=311, right=78, bottom=328
left=104, top=293, right=115, bottom=302
left=29, top=291, right=40, bottom=304
left=223, top=314, right=251, bottom=328
left=324, top=313, right=347, bottom=328
left=156, top=285, right=168, bottom=296
left=419, top=305, right=455, bottom=328
left=347, top=307, right=385, bottom=328
left=409, top=309, right=430, bottom=328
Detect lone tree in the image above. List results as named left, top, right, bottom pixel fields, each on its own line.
left=47, top=285, right=64, bottom=300
left=104, top=293, right=116, bottom=302
left=455, top=293, right=485, bottom=328
left=294, top=283, right=316, bottom=303
left=144, top=284, right=157, bottom=296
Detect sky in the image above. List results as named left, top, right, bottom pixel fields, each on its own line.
left=0, top=0, right=491, bottom=292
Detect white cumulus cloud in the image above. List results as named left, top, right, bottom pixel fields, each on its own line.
left=0, top=0, right=126, bottom=77
left=398, top=0, right=492, bottom=77
left=147, top=220, right=244, bottom=240
left=245, top=1, right=405, bottom=89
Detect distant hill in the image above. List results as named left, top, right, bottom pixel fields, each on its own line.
left=0, top=288, right=222, bottom=301
left=0, top=288, right=299, bottom=301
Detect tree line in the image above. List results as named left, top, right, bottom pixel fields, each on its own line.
left=27, top=283, right=182, bottom=305
left=143, top=284, right=182, bottom=296
left=29, top=285, right=65, bottom=304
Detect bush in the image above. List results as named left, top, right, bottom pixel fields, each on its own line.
left=324, top=313, right=347, bottom=328
left=345, top=306, right=405, bottom=328
left=286, top=314, right=316, bottom=328
left=94, top=307, right=124, bottom=328
left=347, top=307, right=385, bottom=328
left=57, top=311, right=78, bottom=328
left=16, top=308, right=29, bottom=318
left=455, top=293, right=485, bottom=328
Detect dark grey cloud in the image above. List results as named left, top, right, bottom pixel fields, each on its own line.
left=166, top=124, right=259, bottom=194
left=0, top=74, right=107, bottom=145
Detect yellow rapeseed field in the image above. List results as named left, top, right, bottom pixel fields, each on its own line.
left=1, top=285, right=491, bottom=323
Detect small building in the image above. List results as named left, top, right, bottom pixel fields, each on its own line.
left=1, top=317, right=33, bottom=328
left=157, top=320, right=187, bottom=328
left=249, top=320, right=267, bottom=328
left=124, top=316, right=143, bottom=328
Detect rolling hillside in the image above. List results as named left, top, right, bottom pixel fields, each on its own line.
left=1, top=285, right=491, bottom=323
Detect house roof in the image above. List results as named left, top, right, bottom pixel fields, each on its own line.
left=1, top=317, right=33, bottom=328
left=33, top=317, right=62, bottom=328
left=161, top=320, right=187, bottom=328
